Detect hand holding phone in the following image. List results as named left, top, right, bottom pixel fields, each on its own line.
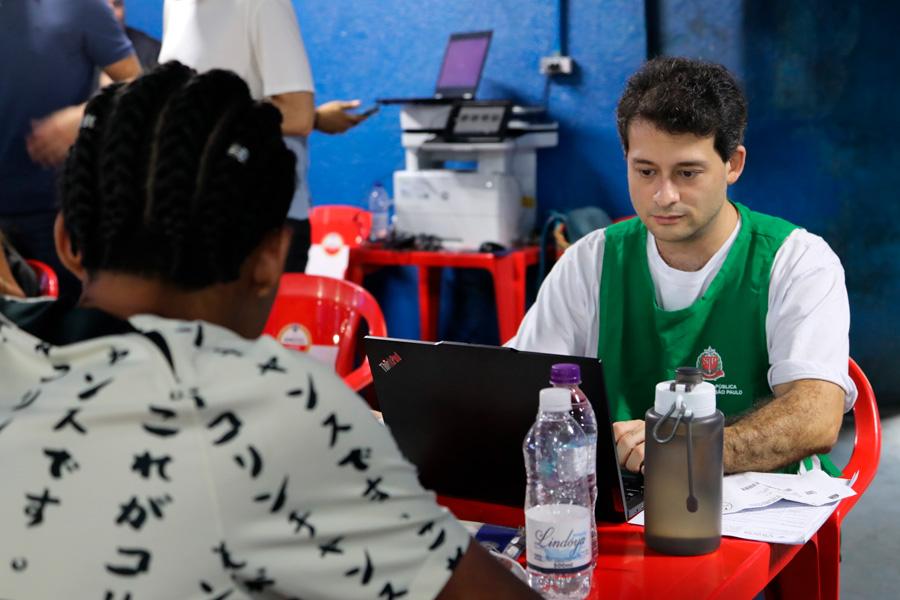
left=315, top=100, right=375, bottom=134
left=357, top=105, right=380, bottom=118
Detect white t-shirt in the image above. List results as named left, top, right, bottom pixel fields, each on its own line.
left=508, top=218, right=858, bottom=411
left=0, top=301, right=468, bottom=599
left=160, top=0, right=314, bottom=219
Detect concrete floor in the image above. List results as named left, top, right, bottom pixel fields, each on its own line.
left=829, top=407, right=900, bottom=598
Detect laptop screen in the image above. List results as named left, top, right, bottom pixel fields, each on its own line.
left=364, top=337, right=642, bottom=522
left=435, top=31, right=492, bottom=97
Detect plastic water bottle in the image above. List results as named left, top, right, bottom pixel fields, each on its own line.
left=523, top=387, right=593, bottom=599
left=550, top=363, right=598, bottom=561
left=367, top=182, right=393, bottom=241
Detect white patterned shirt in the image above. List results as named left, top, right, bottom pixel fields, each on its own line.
left=0, top=298, right=469, bottom=599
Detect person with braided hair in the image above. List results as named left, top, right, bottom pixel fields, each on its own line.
left=160, top=0, right=373, bottom=273
left=0, top=63, right=537, bottom=600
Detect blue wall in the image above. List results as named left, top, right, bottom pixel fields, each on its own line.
left=657, top=0, right=900, bottom=402
left=128, top=1, right=900, bottom=403
left=128, top=0, right=645, bottom=343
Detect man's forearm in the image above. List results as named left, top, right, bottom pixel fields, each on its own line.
left=724, top=379, right=844, bottom=473
left=269, top=91, right=315, bottom=136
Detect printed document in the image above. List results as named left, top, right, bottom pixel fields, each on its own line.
left=628, top=470, right=856, bottom=544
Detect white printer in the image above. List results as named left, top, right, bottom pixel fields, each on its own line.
left=377, top=30, right=558, bottom=250
left=391, top=101, right=557, bottom=249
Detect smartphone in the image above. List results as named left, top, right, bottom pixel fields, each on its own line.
left=357, top=105, right=380, bottom=118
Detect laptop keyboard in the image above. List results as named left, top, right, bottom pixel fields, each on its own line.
left=622, top=472, right=645, bottom=503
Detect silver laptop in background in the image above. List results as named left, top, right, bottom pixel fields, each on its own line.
left=377, top=30, right=493, bottom=104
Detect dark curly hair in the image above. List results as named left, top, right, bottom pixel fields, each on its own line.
left=616, top=57, right=748, bottom=162
left=59, top=61, right=296, bottom=290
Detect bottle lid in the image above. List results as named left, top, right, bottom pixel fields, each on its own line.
left=654, top=367, right=717, bottom=418
left=675, top=366, right=703, bottom=386
left=539, top=387, right=572, bottom=412
left=549, top=363, right=581, bottom=385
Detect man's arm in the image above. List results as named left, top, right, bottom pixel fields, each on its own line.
left=506, top=230, right=604, bottom=352
left=269, top=91, right=315, bottom=137
left=269, top=94, right=372, bottom=137
left=724, top=379, right=844, bottom=473
left=612, top=379, right=845, bottom=475
left=436, top=541, right=540, bottom=599
left=103, top=53, right=141, bottom=82
left=27, top=55, right=140, bottom=167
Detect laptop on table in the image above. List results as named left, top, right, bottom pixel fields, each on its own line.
left=364, top=337, right=644, bottom=522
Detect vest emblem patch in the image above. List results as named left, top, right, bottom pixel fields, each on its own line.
left=697, top=346, right=725, bottom=381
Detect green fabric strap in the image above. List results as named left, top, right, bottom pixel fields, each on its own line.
left=597, top=202, right=838, bottom=475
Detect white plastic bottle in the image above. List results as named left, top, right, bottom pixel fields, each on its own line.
left=550, top=363, right=598, bottom=561
left=523, top=387, right=593, bottom=599
left=367, top=182, right=393, bottom=241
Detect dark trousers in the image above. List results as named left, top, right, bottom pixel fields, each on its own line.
left=0, top=210, right=81, bottom=300
left=284, top=217, right=311, bottom=273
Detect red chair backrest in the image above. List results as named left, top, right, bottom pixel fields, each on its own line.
left=837, top=358, right=882, bottom=523
left=25, top=259, right=59, bottom=298
left=263, top=273, right=386, bottom=391
left=309, top=205, right=372, bottom=248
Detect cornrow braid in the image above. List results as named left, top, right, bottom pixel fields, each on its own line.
left=59, top=61, right=297, bottom=289
left=146, top=70, right=255, bottom=281
left=182, top=101, right=295, bottom=284
left=59, top=82, right=125, bottom=260
left=95, top=62, right=195, bottom=272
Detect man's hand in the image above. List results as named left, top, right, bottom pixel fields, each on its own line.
left=314, top=100, right=370, bottom=134
left=613, top=419, right=646, bottom=473
left=26, top=105, right=85, bottom=167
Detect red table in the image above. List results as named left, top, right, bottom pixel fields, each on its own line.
left=347, top=245, right=540, bottom=342
left=438, top=496, right=815, bottom=600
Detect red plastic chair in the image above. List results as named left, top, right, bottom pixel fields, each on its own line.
left=263, top=273, right=387, bottom=392
left=770, top=358, right=882, bottom=599
left=309, top=205, right=372, bottom=247
left=306, top=205, right=372, bottom=279
left=25, top=259, right=59, bottom=298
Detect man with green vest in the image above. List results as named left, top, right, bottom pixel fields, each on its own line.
left=509, top=57, right=855, bottom=475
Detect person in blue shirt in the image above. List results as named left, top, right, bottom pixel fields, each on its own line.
left=0, top=0, right=140, bottom=297
left=107, top=0, right=161, bottom=72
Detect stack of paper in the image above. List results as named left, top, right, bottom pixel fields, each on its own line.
left=629, top=470, right=857, bottom=544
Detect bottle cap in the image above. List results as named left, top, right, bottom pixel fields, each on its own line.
left=549, top=363, right=581, bottom=385
left=675, top=366, right=703, bottom=386
left=539, top=387, right=572, bottom=412
left=654, top=368, right=717, bottom=418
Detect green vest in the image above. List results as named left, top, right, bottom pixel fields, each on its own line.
left=597, top=202, right=836, bottom=475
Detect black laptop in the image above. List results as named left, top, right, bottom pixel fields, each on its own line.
left=364, top=337, right=645, bottom=522
left=377, top=30, right=493, bottom=104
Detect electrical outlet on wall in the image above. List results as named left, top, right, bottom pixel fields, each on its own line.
left=539, top=55, right=574, bottom=76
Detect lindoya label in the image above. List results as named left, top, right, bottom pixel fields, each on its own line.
left=525, top=504, right=592, bottom=574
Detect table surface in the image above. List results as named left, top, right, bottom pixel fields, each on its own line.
left=347, top=244, right=540, bottom=265
left=438, top=496, right=802, bottom=600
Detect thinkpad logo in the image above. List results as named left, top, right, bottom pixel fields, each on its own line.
left=379, top=352, right=402, bottom=373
